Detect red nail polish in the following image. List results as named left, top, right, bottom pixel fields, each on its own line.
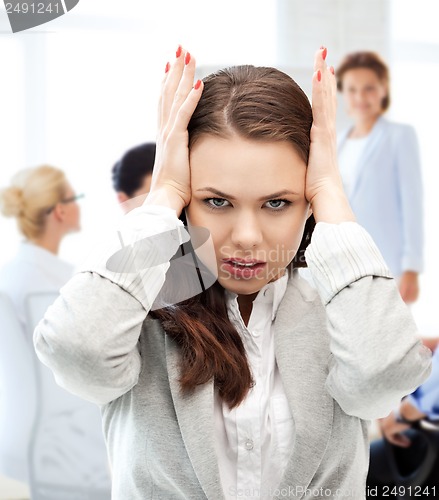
left=330, top=66, right=335, bottom=75
left=194, top=79, right=202, bottom=90
left=185, top=52, right=191, bottom=65
left=176, top=45, right=182, bottom=58
left=322, top=47, right=327, bottom=60
left=317, top=70, right=321, bottom=82
left=165, top=62, right=170, bottom=73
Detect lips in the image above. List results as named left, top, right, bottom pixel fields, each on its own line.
left=222, top=258, right=266, bottom=267
left=221, top=258, right=267, bottom=279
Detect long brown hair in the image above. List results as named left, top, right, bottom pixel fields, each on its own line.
left=151, top=66, right=314, bottom=408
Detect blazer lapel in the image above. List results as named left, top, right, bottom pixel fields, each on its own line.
left=165, top=336, right=224, bottom=500
left=274, top=272, right=334, bottom=497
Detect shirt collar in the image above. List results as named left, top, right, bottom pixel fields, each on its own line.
left=17, top=241, right=74, bottom=280
left=225, top=268, right=289, bottom=322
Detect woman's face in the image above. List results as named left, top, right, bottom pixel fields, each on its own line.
left=341, top=68, right=387, bottom=122
left=62, top=183, right=81, bottom=233
left=186, top=135, right=310, bottom=298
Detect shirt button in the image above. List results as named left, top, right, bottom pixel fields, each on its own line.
left=245, top=439, right=254, bottom=451
left=252, top=329, right=261, bottom=337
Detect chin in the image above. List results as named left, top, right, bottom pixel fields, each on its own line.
left=217, top=275, right=266, bottom=296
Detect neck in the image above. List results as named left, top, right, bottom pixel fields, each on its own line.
left=237, top=293, right=258, bottom=327
left=350, top=115, right=380, bottom=138
left=30, top=231, right=63, bottom=255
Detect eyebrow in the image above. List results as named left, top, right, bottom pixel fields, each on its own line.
left=195, top=187, right=300, bottom=201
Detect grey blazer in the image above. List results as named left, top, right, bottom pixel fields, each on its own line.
left=34, top=221, right=432, bottom=500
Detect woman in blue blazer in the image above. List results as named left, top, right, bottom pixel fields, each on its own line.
left=336, top=51, right=424, bottom=303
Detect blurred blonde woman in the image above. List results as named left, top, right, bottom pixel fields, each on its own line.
left=0, top=165, right=81, bottom=328
left=0, top=165, right=111, bottom=499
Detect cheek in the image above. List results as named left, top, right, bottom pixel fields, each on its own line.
left=277, top=220, right=305, bottom=253
left=186, top=204, right=226, bottom=240
left=259, top=213, right=308, bottom=262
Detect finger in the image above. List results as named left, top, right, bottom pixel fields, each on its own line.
left=314, top=47, right=336, bottom=84
left=312, top=47, right=328, bottom=117
left=166, top=51, right=198, bottom=129
left=160, top=45, right=186, bottom=129
left=388, top=432, right=412, bottom=448
left=157, top=61, right=172, bottom=130
left=172, top=78, right=204, bottom=134
left=313, top=46, right=327, bottom=74
left=311, top=46, right=336, bottom=127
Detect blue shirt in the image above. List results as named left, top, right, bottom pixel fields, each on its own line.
left=408, top=346, right=439, bottom=420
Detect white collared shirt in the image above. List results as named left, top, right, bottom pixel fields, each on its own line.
left=214, top=270, right=293, bottom=500
left=338, top=136, right=369, bottom=198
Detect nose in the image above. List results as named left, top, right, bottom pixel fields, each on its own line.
left=230, top=211, right=263, bottom=249
left=357, top=89, right=368, bottom=103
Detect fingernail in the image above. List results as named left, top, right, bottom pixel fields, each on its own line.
left=321, top=47, right=327, bottom=60
left=330, top=66, right=335, bottom=75
left=317, top=70, right=321, bottom=82
left=185, top=52, right=191, bottom=65
left=176, top=45, right=182, bottom=58
left=165, top=62, right=170, bottom=73
left=194, top=79, right=202, bottom=90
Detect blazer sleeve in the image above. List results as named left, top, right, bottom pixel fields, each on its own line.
left=305, top=222, right=432, bottom=420
left=395, top=125, right=424, bottom=273
left=33, top=204, right=189, bottom=405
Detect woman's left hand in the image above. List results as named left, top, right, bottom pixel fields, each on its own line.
left=399, top=271, right=419, bottom=304
left=306, top=47, right=355, bottom=223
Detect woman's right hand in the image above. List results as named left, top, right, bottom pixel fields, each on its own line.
left=145, top=46, right=203, bottom=216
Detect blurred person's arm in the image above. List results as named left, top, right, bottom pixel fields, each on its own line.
left=396, top=126, right=424, bottom=303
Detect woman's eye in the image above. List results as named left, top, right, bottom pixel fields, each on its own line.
left=266, top=199, right=291, bottom=210
left=205, top=198, right=230, bottom=209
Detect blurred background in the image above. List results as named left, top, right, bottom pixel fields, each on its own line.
left=0, top=0, right=437, bottom=333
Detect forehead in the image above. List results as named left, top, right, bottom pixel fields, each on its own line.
left=343, top=68, right=383, bottom=85
left=190, top=135, right=306, bottom=194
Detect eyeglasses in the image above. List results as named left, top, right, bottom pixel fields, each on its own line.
left=46, top=193, right=85, bottom=214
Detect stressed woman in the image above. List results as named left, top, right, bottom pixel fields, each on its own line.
left=34, top=47, right=431, bottom=499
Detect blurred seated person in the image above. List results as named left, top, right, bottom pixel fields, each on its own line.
left=367, top=344, right=439, bottom=491
left=111, top=142, right=155, bottom=213
left=0, top=165, right=111, bottom=498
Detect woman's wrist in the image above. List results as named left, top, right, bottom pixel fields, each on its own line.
left=310, top=185, right=356, bottom=224
left=143, top=188, right=186, bottom=217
